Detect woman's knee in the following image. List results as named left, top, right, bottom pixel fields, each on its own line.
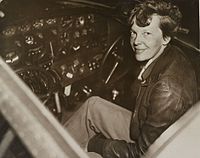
left=85, top=96, right=101, bottom=109
left=86, top=96, right=101, bottom=103
left=85, top=96, right=107, bottom=113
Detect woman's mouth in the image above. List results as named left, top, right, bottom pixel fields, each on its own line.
left=135, top=49, right=145, bottom=54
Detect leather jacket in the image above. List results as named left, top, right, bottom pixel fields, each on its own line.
left=88, top=44, right=198, bottom=158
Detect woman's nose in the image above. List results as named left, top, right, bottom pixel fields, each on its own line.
left=133, top=34, right=142, bottom=45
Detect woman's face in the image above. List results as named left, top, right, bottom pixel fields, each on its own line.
left=130, top=15, right=170, bottom=61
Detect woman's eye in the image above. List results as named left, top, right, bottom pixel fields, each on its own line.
left=143, top=32, right=151, bottom=36
left=130, top=31, right=136, bottom=36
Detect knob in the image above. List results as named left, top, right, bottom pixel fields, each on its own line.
left=112, top=89, right=119, bottom=101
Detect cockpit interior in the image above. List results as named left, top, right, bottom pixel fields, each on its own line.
left=0, top=0, right=199, bottom=157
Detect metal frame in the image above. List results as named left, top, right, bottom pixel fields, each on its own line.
left=0, top=57, right=89, bottom=158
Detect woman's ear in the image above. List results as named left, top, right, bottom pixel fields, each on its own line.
left=163, top=36, right=171, bottom=45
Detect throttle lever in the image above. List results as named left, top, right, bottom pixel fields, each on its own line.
left=104, top=55, right=123, bottom=84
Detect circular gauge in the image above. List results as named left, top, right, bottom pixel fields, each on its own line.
left=24, top=33, right=46, bottom=62
left=87, top=14, right=95, bottom=23
left=18, top=24, right=31, bottom=33
left=33, top=19, right=44, bottom=29
left=75, top=16, right=85, bottom=28
left=2, top=49, right=22, bottom=66
left=2, top=26, right=16, bottom=37
left=1, top=39, right=23, bottom=66
left=46, top=18, right=57, bottom=25
left=60, top=16, right=73, bottom=27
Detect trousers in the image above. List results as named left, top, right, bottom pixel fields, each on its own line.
left=64, top=96, right=133, bottom=157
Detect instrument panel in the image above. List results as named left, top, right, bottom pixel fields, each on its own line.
left=0, top=1, right=127, bottom=118
left=0, top=13, right=111, bottom=86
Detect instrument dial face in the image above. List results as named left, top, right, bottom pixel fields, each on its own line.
left=46, top=18, right=57, bottom=25
left=33, top=19, right=44, bottom=29
left=18, top=24, right=31, bottom=33
left=2, top=26, right=16, bottom=37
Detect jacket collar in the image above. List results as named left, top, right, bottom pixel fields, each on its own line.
left=138, top=44, right=172, bottom=82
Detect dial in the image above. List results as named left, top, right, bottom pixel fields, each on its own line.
left=33, top=19, right=44, bottom=29
left=2, top=26, right=16, bottom=37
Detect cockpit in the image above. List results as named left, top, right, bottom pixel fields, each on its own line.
left=0, top=0, right=199, bottom=157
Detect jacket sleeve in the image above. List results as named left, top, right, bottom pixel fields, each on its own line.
left=88, top=77, right=186, bottom=158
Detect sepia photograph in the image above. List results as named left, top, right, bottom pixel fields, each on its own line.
left=0, top=0, right=199, bottom=157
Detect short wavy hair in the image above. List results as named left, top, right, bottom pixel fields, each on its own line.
left=128, top=0, right=182, bottom=38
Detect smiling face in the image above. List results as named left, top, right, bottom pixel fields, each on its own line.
left=130, top=15, right=170, bottom=61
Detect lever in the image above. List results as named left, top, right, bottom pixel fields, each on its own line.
left=105, top=61, right=119, bottom=84
left=104, top=55, right=123, bottom=84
